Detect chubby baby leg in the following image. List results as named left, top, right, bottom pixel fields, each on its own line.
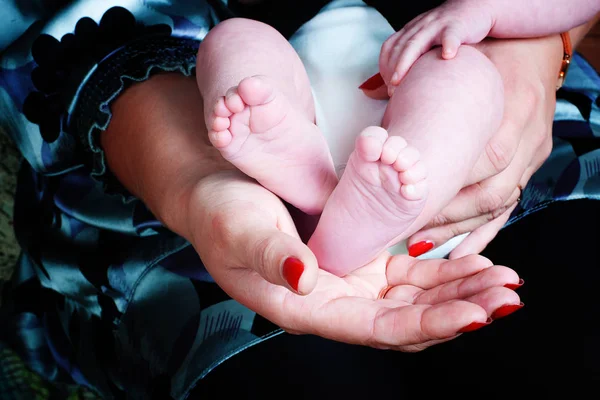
left=196, top=18, right=337, bottom=215
left=310, top=45, right=504, bottom=275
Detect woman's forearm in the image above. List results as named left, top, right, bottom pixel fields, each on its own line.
left=101, top=73, right=235, bottom=238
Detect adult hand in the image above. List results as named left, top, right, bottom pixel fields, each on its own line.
left=362, top=34, right=562, bottom=259
left=186, top=170, right=523, bottom=352
left=407, top=36, right=561, bottom=259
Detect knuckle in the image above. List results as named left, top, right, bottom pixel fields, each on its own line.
left=534, top=126, right=552, bottom=154
left=399, top=345, right=427, bottom=353
left=423, top=12, right=438, bottom=24
left=430, top=213, right=451, bottom=228
left=381, top=36, right=395, bottom=54
left=474, top=185, right=505, bottom=215
left=443, top=17, right=462, bottom=30
left=532, top=124, right=552, bottom=151
left=209, top=211, right=235, bottom=248
left=520, top=81, right=544, bottom=109
left=404, top=38, right=420, bottom=49
left=448, top=223, right=465, bottom=239
left=490, top=206, right=508, bottom=220
left=484, top=140, right=513, bottom=173
left=253, top=235, right=277, bottom=277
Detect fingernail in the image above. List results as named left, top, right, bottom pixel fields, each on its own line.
left=504, top=279, right=524, bottom=290
left=458, top=317, right=492, bottom=333
left=391, top=72, right=399, bottom=83
left=491, top=302, right=524, bottom=320
left=408, top=241, right=434, bottom=257
left=358, top=73, right=385, bottom=90
left=283, top=257, right=304, bottom=292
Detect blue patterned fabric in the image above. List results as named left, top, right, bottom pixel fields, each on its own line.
left=0, top=1, right=599, bottom=399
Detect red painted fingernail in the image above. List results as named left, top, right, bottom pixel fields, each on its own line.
left=408, top=241, right=434, bottom=257
left=283, top=257, right=304, bottom=292
left=458, top=318, right=492, bottom=333
left=358, top=73, right=385, bottom=90
left=504, top=279, right=524, bottom=290
left=491, top=302, right=524, bottom=320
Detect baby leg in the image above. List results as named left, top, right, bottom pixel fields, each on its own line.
left=196, top=18, right=337, bottom=215
left=309, top=45, right=504, bottom=275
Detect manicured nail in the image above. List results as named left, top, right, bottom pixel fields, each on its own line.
left=358, top=73, right=385, bottom=90
left=458, top=318, right=492, bottom=333
left=408, top=241, right=434, bottom=257
left=283, top=257, right=304, bottom=292
left=491, top=302, right=524, bottom=320
left=504, top=279, right=524, bottom=290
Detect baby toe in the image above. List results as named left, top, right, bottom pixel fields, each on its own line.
left=225, top=88, right=245, bottom=113
left=356, top=127, right=388, bottom=162
left=400, top=180, right=427, bottom=201
left=213, top=97, right=232, bottom=118
left=208, top=130, right=233, bottom=148
left=237, top=75, right=276, bottom=106
left=393, top=146, right=420, bottom=171
left=381, top=136, right=408, bottom=165
left=211, top=115, right=231, bottom=132
left=399, top=160, right=427, bottom=184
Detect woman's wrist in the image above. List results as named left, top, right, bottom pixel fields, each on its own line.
left=102, top=73, right=235, bottom=237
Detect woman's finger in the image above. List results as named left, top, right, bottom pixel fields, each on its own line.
left=233, top=220, right=320, bottom=296
left=408, top=204, right=510, bottom=252
left=466, top=120, right=521, bottom=186
left=411, top=265, right=520, bottom=305
left=417, top=143, right=529, bottom=233
left=406, top=186, right=519, bottom=253
left=385, top=263, right=520, bottom=305
left=417, top=182, right=514, bottom=232
left=306, top=298, right=489, bottom=348
left=384, top=254, right=494, bottom=290
left=448, top=203, right=517, bottom=260
left=195, top=177, right=320, bottom=296
left=464, top=286, right=523, bottom=319
left=360, top=77, right=390, bottom=99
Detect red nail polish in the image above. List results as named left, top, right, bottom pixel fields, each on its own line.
left=408, top=241, right=434, bottom=257
left=504, top=279, right=525, bottom=290
left=358, top=73, right=385, bottom=90
left=283, top=257, right=304, bottom=292
left=491, top=303, right=524, bottom=320
left=458, top=318, right=492, bottom=333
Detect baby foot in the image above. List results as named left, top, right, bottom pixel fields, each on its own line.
left=308, top=126, right=428, bottom=276
left=207, top=75, right=337, bottom=215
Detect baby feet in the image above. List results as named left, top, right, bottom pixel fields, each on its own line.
left=207, top=75, right=337, bottom=215
left=308, top=126, right=428, bottom=276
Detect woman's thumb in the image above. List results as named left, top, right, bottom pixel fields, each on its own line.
left=241, top=229, right=319, bottom=295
